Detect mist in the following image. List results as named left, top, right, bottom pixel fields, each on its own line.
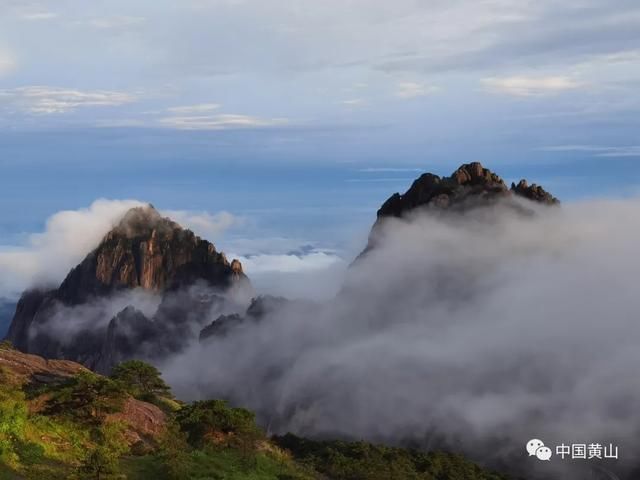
left=159, top=197, right=640, bottom=476
left=0, top=199, right=144, bottom=297
left=29, top=289, right=163, bottom=347
left=0, top=199, right=242, bottom=299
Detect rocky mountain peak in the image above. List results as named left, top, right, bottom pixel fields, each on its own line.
left=377, top=162, right=557, bottom=219
left=111, top=204, right=176, bottom=239
left=451, top=162, right=505, bottom=186
left=5, top=206, right=251, bottom=367
left=510, top=179, right=558, bottom=204
left=55, top=206, right=248, bottom=303
left=350, top=163, right=561, bottom=262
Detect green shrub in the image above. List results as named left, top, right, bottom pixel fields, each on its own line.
left=110, top=360, right=172, bottom=402
left=176, top=400, right=262, bottom=449
left=79, top=445, right=121, bottom=479
left=0, top=384, right=28, bottom=466
left=12, top=437, right=45, bottom=465
left=156, top=421, right=191, bottom=480
left=44, top=371, right=126, bottom=424
left=79, top=424, right=128, bottom=480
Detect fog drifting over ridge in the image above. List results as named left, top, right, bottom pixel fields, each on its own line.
left=0, top=198, right=342, bottom=300
left=4, top=194, right=640, bottom=476
left=161, top=197, right=640, bottom=476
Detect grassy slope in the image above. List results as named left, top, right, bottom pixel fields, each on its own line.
left=0, top=347, right=508, bottom=480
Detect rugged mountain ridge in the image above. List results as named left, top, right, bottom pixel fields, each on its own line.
left=359, top=162, right=558, bottom=257
left=376, top=162, right=557, bottom=220
left=5, top=205, right=249, bottom=372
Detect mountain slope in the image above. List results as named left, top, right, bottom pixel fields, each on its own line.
left=5, top=205, right=250, bottom=371
left=0, top=344, right=510, bottom=480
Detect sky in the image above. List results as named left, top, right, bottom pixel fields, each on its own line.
left=1, top=0, right=640, bottom=296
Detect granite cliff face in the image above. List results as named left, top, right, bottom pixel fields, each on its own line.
left=57, top=206, right=246, bottom=304
left=5, top=205, right=250, bottom=372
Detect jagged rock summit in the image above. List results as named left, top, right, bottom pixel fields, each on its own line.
left=5, top=204, right=250, bottom=371
left=57, top=204, right=246, bottom=304
left=356, top=162, right=559, bottom=260
left=377, top=162, right=558, bottom=219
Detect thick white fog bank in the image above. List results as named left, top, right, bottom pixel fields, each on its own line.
left=161, top=197, right=640, bottom=472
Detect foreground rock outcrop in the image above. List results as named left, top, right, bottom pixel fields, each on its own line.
left=0, top=343, right=88, bottom=384
left=0, top=345, right=166, bottom=449
left=5, top=205, right=250, bottom=372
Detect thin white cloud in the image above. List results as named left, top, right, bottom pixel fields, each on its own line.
left=20, top=12, right=57, bottom=21
left=0, top=48, right=16, bottom=77
left=0, top=86, right=137, bottom=114
left=158, top=113, right=289, bottom=130
left=161, top=210, right=242, bottom=240
left=394, top=81, right=439, bottom=99
left=0, top=201, right=246, bottom=297
left=0, top=199, right=145, bottom=297
left=540, top=145, right=640, bottom=158
left=358, top=167, right=423, bottom=173
left=482, top=75, right=583, bottom=96
left=346, top=178, right=415, bottom=183
left=167, top=103, right=221, bottom=114
left=84, top=16, right=146, bottom=29
left=340, top=98, right=367, bottom=107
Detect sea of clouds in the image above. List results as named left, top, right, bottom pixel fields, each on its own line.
left=4, top=196, right=640, bottom=478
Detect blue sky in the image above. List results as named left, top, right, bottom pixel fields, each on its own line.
left=1, top=0, right=640, bottom=285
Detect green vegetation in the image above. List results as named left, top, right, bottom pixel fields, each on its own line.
left=275, top=434, right=508, bottom=480
left=176, top=400, right=261, bottom=448
left=44, top=371, right=126, bottom=423
left=0, top=357, right=510, bottom=479
left=110, top=360, right=172, bottom=401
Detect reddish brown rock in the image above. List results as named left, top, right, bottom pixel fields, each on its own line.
left=0, top=345, right=87, bottom=385
left=57, top=205, right=248, bottom=304
left=107, top=397, right=167, bottom=445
